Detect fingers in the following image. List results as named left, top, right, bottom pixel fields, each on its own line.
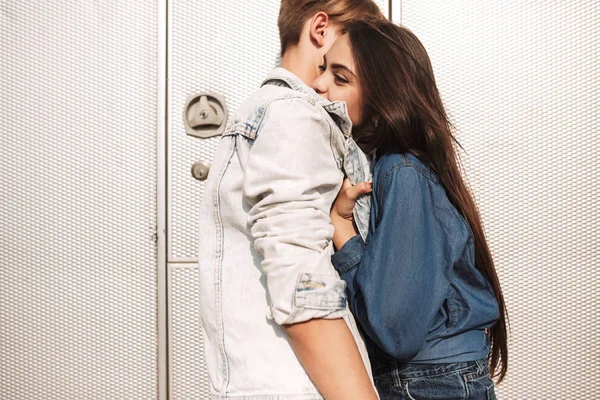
left=343, top=181, right=372, bottom=201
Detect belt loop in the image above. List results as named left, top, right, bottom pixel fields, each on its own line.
left=476, top=357, right=486, bottom=374
left=391, top=360, right=403, bottom=387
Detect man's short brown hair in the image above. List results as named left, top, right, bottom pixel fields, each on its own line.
left=278, top=0, right=385, bottom=55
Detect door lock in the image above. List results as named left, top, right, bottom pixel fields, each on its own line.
left=183, top=91, right=228, bottom=139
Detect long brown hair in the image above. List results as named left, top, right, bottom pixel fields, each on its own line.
left=346, top=19, right=509, bottom=382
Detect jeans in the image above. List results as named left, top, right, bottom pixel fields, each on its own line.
left=373, top=357, right=497, bottom=400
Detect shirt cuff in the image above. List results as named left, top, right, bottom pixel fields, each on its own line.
left=269, top=273, right=348, bottom=325
left=331, top=234, right=366, bottom=275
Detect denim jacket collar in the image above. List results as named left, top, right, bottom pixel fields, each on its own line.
left=261, top=67, right=353, bottom=137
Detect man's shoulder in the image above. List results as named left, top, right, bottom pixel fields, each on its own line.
left=226, top=68, right=349, bottom=139
left=230, top=84, right=330, bottom=136
left=248, top=83, right=313, bottom=112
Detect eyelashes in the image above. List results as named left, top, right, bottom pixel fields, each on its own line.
left=334, top=75, right=349, bottom=84
left=319, top=63, right=350, bottom=85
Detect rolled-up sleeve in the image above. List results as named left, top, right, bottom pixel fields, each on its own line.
left=243, top=97, right=347, bottom=325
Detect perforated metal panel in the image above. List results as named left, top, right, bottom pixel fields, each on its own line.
left=168, top=0, right=277, bottom=261
left=168, top=0, right=390, bottom=261
left=0, top=1, right=159, bottom=399
left=169, top=266, right=210, bottom=399
left=400, top=1, right=599, bottom=398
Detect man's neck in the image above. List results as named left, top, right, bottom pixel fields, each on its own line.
left=279, top=46, right=316, bottom=86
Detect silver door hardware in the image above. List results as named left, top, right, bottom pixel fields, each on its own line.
left=183, top=91, right=228, bottom=139
left=191, top=160, right=211, bottom=181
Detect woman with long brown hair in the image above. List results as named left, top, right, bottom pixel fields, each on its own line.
left=312, top=19, right=508, bottom=399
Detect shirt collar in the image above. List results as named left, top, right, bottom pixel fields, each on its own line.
left=261, top=68, right=353, bottom=137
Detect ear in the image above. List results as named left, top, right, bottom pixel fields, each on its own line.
left=309, top=12, right=330, bottom=48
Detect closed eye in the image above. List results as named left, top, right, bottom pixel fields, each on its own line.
left=334, top=75, right=349, bottom=84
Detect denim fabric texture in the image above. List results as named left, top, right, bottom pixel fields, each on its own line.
left=373, top=357, right=497, bottom=400
left=196, top=68, right=373, bottom=399
left=331, top=152, right=500, bottom=365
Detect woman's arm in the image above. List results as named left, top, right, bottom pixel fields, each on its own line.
left=331, top=167, right=468, bottom=360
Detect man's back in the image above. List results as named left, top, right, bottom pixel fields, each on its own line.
left=196, top=68, right=371, bottom=399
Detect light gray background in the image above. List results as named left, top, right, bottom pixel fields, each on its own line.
left=1, top=0, right=597, bottom=398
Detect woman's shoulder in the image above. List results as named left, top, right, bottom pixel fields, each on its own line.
left=373, top=153, right=470, bottom=239
left=374, top=152, right=439, bottom=185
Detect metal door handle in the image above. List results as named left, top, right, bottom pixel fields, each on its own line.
left=191, top=160, right=210, bottom=181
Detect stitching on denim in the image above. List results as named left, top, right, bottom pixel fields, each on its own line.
left=337, top=254, right=362, bottom=275
left=404, top=381, right=417, bottom=400
left=264, top=76, right=353, bottom=137
left=463, top=372, right=471, bottom=398
left=463, top=359, right=490, bottom=382
left=263, top=76, right=304, bottom=93
left=380, top=163, right=438, bottom=199
left=426, top=298, right=455, bottom=341
left=487, top=382, right=497, bottom=400
left=292, top=274, right=347, bottom=311
left=325, top=119, right=345, bottom=177
left=252, top=96, right=319, bottom=142
left=253, top=96, right=303, bottom=138
left=280, top=304, right=300, bottom=325
left=446, top=297, right=456, bottom=331
left=296, top=300, right=347, bottom=311
left=400, top=364, right=477, bottom=380
left=391, top=361, right=402, bottom=387
left=328, top=121, right=344, bottom=173
left=401, top=153, right=439, bottom=181
left=214, top=139, right=237, bottom=391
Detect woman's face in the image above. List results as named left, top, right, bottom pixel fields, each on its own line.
left=312, top=34, right=365, bottom=126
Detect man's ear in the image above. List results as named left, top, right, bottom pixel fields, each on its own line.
left=309, top=11, right=330, bottom=48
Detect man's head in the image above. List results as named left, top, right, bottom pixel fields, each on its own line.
left=278, top=0, right=384, bottom=84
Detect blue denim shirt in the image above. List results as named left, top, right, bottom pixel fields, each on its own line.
left=332, top=152, right=500, bottom=364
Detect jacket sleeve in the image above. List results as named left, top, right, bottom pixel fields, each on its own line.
left=243, top=97, right=348, bottom=326
left=331, top=166, right=468, bottom=360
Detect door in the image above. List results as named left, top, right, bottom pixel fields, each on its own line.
left=0, top=1, right=161, bottom=399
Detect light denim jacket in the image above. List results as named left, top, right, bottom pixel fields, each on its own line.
left=196, top=68, right=373, bottom=399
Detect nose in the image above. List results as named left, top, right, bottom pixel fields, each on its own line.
left=312, top=73, right=328, bottom=99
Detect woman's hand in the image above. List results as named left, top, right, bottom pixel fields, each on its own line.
left=330, top=179, right=372, bottom=250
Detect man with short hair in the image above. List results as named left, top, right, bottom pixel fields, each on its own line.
left=197, top=1, right=384, bottom=399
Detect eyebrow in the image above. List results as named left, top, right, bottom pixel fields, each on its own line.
left=323, top=55, right=356, bottom=78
